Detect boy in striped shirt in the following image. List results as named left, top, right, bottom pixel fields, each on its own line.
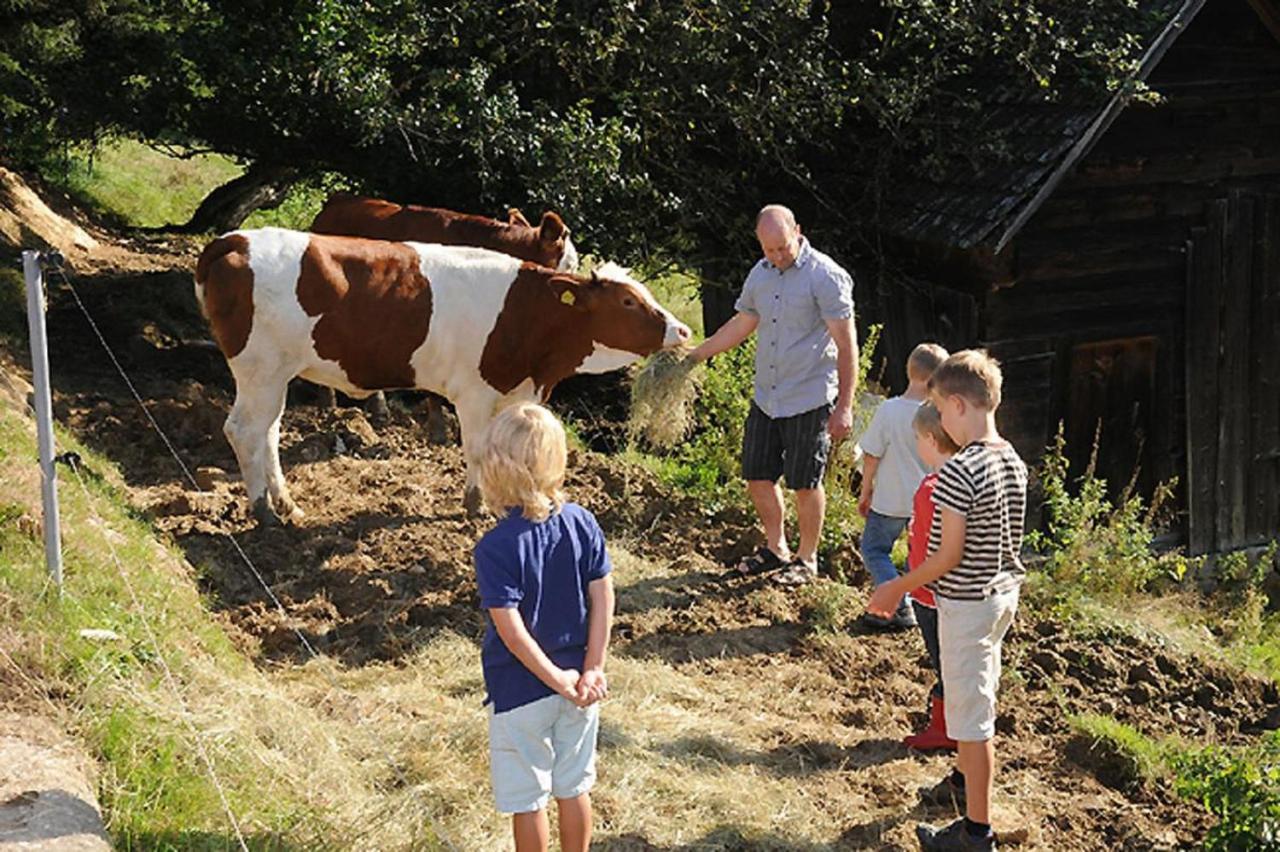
left=867, top=350, right=1027, bottom=852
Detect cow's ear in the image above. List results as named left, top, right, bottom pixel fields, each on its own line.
left=507, top=207, right=531, bottom=228
left=546, top=274, right=589, bottom=310
left=539, top=211, right=568, bottom=243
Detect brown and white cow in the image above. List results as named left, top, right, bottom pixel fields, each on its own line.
left=309, top=195, right=580, bottom=420
left=195, top=228, right=689, bottom=524
left=310, top=193, right=579, bottom=272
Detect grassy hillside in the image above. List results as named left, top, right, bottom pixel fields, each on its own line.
left=46, top=137, right=333, bottom=232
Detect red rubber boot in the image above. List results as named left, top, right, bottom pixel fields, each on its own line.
left=903, top=695, right=957, bottom=752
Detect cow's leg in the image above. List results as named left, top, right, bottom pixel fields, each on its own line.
left=366, top=391, right=390, bottom=423
left=225, top=370, right=295, bottom=526
left=453, top=389, right=502, bottom=516
left=264, top=403, right=304, bottom=524
left=318, top=384, right=337, bottom=409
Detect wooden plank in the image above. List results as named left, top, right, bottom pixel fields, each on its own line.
left=1072, top=152, right=1280, bottom=189
left=1217, top=192, right=1255, bottom=549
left=1065, top=337, right=1161, bottom=501
left=1250, top=194, right=1280, bottom=540
left=1245, top=0, right=1280, bottom=46
left=1185, top=201, right=1226, bottom=555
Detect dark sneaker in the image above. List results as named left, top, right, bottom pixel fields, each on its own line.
left=916, top=819, right=996, bottom=851
left=918, top=771, right=967, bottom=810
left=861, top=603, right=917, bottom=631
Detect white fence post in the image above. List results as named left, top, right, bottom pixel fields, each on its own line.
left=22, top=250, right=63, bottom=593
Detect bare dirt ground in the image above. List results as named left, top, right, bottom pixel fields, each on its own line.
left=9, top=225, right=1280, bottom=849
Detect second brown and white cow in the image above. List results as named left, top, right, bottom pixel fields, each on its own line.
left=195, top=228, right=689, bottom=524
left=310, top=193, right=579, bottom=272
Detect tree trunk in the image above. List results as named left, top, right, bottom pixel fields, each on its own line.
left=179, top=162, right=298, bottom=233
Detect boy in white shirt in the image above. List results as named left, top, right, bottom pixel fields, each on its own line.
left=858, top=343, right=949, bottom=630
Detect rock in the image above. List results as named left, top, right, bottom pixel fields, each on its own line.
left=1033, top=620, right=1059, bottom=638
left=0, top=713, right=110, bottom=850
left=336, top=411, right=378, bottom=448
left=1194, top=683, right=1220, bottom=710
left=153, top=493, right=192, bottom=516
left=1030, top=650, right=1063, bottom=676
left=194, top=465, right=226, bottom=491
left=1086, top=654, right=1117, bottom=680
left=1154, top=654, right=1181, bottom=678
left=0, top=165, right=100, bottom=255
left=1127, top=662, right=1163, bottom=688
left=1262, top=706, right=1280, bottom=731
left=296, top=433, right=331, bottom=463
left=1124, top=682, right=1155, bottom=705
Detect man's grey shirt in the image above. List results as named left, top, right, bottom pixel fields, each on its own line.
left=734, top=238, right=856, bottom=419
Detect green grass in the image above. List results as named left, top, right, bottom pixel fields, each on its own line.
left=0, top=402, right=456, bottom=849
left=42, top=136, right=337, bottom=232
left=1069, top=713, right=1180, bottom=792
left=46, top=137, right=242, bottom=229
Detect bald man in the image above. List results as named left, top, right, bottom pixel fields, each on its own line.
left=688, top=205, right=858, bottom=585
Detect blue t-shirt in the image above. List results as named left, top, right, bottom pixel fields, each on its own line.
left=475, top=502, right=612, bottom=713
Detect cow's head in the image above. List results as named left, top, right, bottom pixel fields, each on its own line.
left=546, top=262, right=691, bottom=374
left=538, top=211, right=580, bottom=272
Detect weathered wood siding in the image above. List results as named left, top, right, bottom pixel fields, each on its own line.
left=981, top=0, right=1280, bottom=549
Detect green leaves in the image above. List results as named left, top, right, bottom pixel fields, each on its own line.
left=3, top=1, right=1158, bottom=268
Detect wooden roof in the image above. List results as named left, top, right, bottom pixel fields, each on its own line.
left=876, top=0, right=1269, bottom=252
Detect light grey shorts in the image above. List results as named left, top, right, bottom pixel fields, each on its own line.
left=488, top=694, right=600, bottom=814
left=937, top=588, right=1020, bottom=742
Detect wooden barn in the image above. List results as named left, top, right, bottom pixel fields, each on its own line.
left=870, top=0, right=1280, bottom=556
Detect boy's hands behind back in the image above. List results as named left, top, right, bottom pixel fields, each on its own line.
left=576, top=669, right=608, bottom=706
left=553, top=667, right=609, bottom=708
left=555, top=668, right=582, bottom=702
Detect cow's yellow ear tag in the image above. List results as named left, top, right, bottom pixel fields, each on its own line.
left=560, top=289, right=576, bottom=306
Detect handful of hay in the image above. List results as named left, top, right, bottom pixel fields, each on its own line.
left=628, top=347, right=703, bottom=449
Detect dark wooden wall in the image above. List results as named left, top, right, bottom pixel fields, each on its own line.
left=980, top=0, right=1280, bottom=549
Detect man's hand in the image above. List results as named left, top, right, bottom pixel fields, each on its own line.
left=858, top=488, right=872, bottom=518
left=866, top=583, right=903, bottom=620
left=575, top=668, right=608, bottom=706
left=827, top=404, right=853, bottom=441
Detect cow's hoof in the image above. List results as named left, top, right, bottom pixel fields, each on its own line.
left=368, top=393, right=390, bottom=424
left=250, top=498, right=280, bottom=528
left=463, top=486, right=485, bottom=517
left=274, top=497, right=306, bottom=525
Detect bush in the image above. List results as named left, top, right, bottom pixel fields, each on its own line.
left=1026, top=424, right=1190, bottom=607
left=798, top=580, right=858, bottom=636
left=1176, top=732, right=1280, bottom=851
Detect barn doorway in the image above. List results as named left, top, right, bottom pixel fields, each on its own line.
left=1185, top=190, right=1280, bottom=555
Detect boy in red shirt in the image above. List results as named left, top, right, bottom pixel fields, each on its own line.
left=903, top=402, right=960, bottom=751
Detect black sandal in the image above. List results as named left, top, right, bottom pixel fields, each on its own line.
left=728, top=546, right=787, bottom=578
left=774, top=558, right=818, bottom=587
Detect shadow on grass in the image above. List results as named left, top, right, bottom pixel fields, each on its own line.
left=618, top=623, right=803, bottom=664
left=656, top=734, right=905, bottom=776
left=115, top=830, right=307, bottom=851
left=597, top=827, right=832, bottom=851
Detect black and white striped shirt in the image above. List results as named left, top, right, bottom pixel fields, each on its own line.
left=927, top=441, right=1028, bottom=601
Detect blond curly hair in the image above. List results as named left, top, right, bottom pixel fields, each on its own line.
left=478, top=403, right=567, bottom=522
